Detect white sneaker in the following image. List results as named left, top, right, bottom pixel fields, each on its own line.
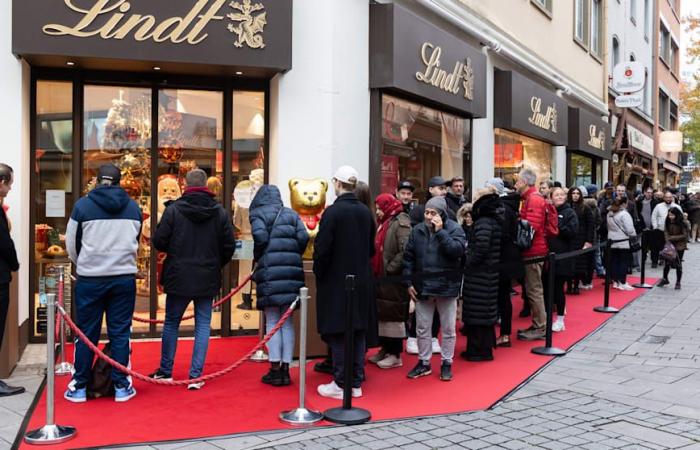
left=612, top=282, right=621, bottom=290
left=406, top=338, right=418, bottom=354
left=187, top=381, right=205, bottom=390
left=317, top=381, right=362, bottom=399
left=431, top=337, right=442, bottom=354
left=552, top=320, right=565, bottom=332
left=620, top=283, right=634, bottom=291
left=580, top=283, right=593, bottom=290
left=377, top=354, right=403, bottom=369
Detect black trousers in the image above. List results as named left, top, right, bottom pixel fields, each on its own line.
left=543, top=275, right=568, bottom=316
left=497, top=275, right=513, bottom=336
left=379, top=336, right=403, bottom=357
left=646, top=230, right=664, bottom=265
left=327, top=331, right=366, bottom=388
left=0, top=283, right=8, bottom=352
left=663, top=250, right=684, bottom=283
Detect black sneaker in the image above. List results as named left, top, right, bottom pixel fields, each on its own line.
left=407, top=361, right=432, bottom=379
left=440, top=362, right=453, bottom=381
left=675, top=282, right=681, bottom=290
left=313, top=358, right=333, bottom=374
left=148, top=369, right=172, bottom=381
left=658, top=279, right=670, bottom=287
left=518, top=308, right=531, bottom=318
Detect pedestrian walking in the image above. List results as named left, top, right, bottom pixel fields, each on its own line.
left=685, top=193, right=700, bottom=243
left=314, top=166, right=376, bottom=399
left=404, top=197, right=466, bottom=381
left=65, top=164, right=142, bottom=402
left=547, top=188, right=578, bottom=332
left=651, top=192, right=682, bottom=268
left=249, top=185, right=309, bottom=386
left=149, top=169, right=236, bottom=390
left=636, top=188, right=661, bottom=267
left=370, top=194, right=411, bottom=369
left=568, top=187, right=593, bottom=294
left=461, top=186, right=502, bottom=361
left=606, top=197, right=636, bottom=291
left=0, top=163, right=24, bottom=397
left=658, top=206, right=687, bottom=290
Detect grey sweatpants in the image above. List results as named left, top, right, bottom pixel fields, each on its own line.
left=416, top=296, right=457, bottom=364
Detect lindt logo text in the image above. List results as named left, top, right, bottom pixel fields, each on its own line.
left=415, top=42, right=475, bottom=101
left=528, top=97, right=558, bottom=133
left=587, top=125, right=606, bottom=151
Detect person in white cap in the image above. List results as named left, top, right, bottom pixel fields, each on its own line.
left=314, top=166, right=376, bottom=399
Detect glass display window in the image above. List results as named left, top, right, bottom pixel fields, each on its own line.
left=380, top=94, right=471, bottom=203
left=570, top=153, right=594, bottom=188
left=494, top=128, right=553, bottom=186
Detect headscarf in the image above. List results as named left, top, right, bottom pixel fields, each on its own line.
left=371, top=193, right=404, bottom=276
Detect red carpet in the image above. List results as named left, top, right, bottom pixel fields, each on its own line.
left=20, top=277, right=652, bottom=449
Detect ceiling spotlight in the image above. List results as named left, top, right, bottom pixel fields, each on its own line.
left=153, top=66, right=161, bottom=71
left=235, top=71, right=243, bottom=75
left=66, top=61, right=75, bottom=66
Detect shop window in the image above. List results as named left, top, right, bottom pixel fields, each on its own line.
left=494, top=128, right=553, bottom=186
left=590, top=0, right=603, bottom=58
left=574, top=0, right=589, bottom=48
left=381, top=95, right=471, bottom=204
left=570, top=153, right=593, bottom=188
left=33, top=80, right=73, bottom=337
left=230, top=91, right=265, bottom=332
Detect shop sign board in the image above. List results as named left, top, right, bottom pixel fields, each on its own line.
left=12, top=0, right=293, bottom=74
left=370, top=3, right=487, bottom=118
left=615, top=93, right=643, bottom=108
left=659, top=130, right=683, bottom=153
left=612, top=61, right=646, bottom=93
left=568, top=107, right=611, bottom=159
left=627, top=124, right=654, bottom=156
left=494, top=70, right=568, bottom=146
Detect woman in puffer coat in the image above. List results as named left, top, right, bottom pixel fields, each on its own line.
left=461, top=187, right=503, bottom=362
left=567, top=187, right=594, bottom=295
left=369, top=194, right=411, bottom=369
left=250, top=185, right=309, bottom=386
left=546, top=187, right=578, bottom=332
left=659, top=206, right=688, bottom=290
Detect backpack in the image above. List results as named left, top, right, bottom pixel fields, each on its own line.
left=543, top=199, right=559, bottom=239
left=514, top=218, right=534, bottom=250
left=88, top=342, right=114, bottom=399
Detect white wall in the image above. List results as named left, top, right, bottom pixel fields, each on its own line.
left=0, top=0, right=30, bottom=325
left=269, top=0, right=369, bottom=206
left=471, top=49, right=495, bottom=195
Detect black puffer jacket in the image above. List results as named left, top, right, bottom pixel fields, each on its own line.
left=571, top=201, right=594, bottom=275
left=250, top=185, right=309, bottom=309
left=403, top=211, right=466, bottom=299
left=462, top=193, right=503, bottom=327
left=546, top=203, right=579, bottom=277
left=154, top=189, right=236, bottom=298
left=500, top=192, right=525, bottom=280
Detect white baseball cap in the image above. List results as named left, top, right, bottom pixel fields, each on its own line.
left=333, top=165, right=359, bottom=185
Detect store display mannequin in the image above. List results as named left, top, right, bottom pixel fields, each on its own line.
left=233, top=168, right=264, bottom=310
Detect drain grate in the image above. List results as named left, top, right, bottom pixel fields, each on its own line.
left=638, top=335, right=670, bottom=344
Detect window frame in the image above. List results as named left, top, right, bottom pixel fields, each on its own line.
left=589, top=0, right=604, bottom=60
left=658, top=89, right=670, bottom=130
left=531, top=0, right=553, bottom=19
left=630, top=0, right=637, bottom=25
left=573, top=0, right=590, bottom=50
left=659, top=22, right=671, bottom=67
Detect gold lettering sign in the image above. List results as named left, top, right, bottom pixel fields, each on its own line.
left=415, top=42, right=475, bottom=101
left=587, top=124, right=606, bottom=151
left=42, top=0, right=267, bottom=49
left=528, top=97, right=558, bottom=133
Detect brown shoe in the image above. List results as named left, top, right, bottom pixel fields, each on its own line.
left=496, top=335, right=511, bottom=347
left=517, top=328, right=546, bottom=341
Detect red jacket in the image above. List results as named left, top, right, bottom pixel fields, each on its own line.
left=520, top=187, right=549, bottom=258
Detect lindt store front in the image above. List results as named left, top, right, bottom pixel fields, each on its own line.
left=566, top=107, right=611, bottom=188
left=12, top=0, right=292, bottom=341
left=368, top=3, right=487, bottom=200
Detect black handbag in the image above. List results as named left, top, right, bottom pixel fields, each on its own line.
left=514, top=219, right=535, bottom=250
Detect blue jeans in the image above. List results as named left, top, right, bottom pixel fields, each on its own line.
left=594, top=245, right=606, bottom=275
left=159, top=295, right=213, bottom=378
left=264, top=306, right=295, bottom=364
left=72, top=276, right=136, bottom=389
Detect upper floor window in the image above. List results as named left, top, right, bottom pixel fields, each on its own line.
left=660, top=22, right=671, bottom=64
left=612, top=36, right=621, bottom=71
left=644, top=0, right=650, bottom=39
left=590, top=0, right=603, bottom=58
left=574, top=0, right=590, bottom=47
left=670, top=40, right=679, bottom=74
left=630, top=0, right=637, bottom=24
left=659, top=90, right=670, bottom=129
left=531, top=0, right=553, bottom=17
left=670, top=100, right=678, bottom=131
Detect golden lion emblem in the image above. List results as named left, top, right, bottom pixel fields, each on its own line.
left=227, top=0, right=267, bottom=49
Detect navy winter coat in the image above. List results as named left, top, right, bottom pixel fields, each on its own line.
left=250, top=185, right=309, bottom=309
left=403, top=211, right=466, bottom=299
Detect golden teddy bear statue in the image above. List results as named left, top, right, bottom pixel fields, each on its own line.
left=289, top=178, right=328, bottom=260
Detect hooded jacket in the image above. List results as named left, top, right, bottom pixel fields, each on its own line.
left=66, top=185, right=142, bottom=278
left=153, top=188, right=235, bottom=297
left=0, top=206, right=19, bottom=284
left=249, top=185, right=309, bottom=309
left=462, top=193, right=503, bottom=326
left=403, top=202, right=466, bottom=298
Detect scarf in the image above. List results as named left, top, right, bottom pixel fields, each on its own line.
left=371, top=193, right=404, bottom=276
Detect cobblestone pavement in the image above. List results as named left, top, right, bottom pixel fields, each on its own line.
left=2, top=246, right=700, bottom=449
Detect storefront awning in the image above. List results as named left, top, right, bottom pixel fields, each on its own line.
left=12, top=0, right=293, bottom=77
left=662, top=159, right=683, bottom=174
left=568, top=107, right=611, bottom=160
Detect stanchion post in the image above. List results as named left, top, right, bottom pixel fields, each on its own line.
left=250, top=310, right=269, bottom=362
left=55, top=267, right=73, bottom=376
left=532, top=253, right=566, bottom=357
left=25, top=293, right=77, bottom=445
left=633, top=230, right=654, bottom=289
left=280, top=287, right=323, bottom=425
left=323, top=275, right=371, bottom=425
left=594, top=240, right=619, bottom=313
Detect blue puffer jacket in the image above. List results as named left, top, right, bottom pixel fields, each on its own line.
left=249, top=185, right=309, bottom=309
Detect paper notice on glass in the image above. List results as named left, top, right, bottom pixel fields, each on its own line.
left=232, top=239, right=254, bottom=260
left=46, top=190, right=66, bottom=217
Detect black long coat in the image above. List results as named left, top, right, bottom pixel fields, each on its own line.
left=313, top=193, right=376, bottom=337
left=249, top=185, right=309, bottom=309
left=571, top=202, right=594, bottom=276
left=0, top=207, right=19, bottom=285
left=462, top=193, right=503, bottom=327
left=500, top=192, right=525, bottom=280
left=154, top=190, right=236, bottom=298
left=546, top=203, right=579, bottom=278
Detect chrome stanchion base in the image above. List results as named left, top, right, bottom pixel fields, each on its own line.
left=593, top=306, right=619, bottom=313
left=25, top=424, right=77, bottom=445
left=280, top=407, right=324, bottom=425
left=531, top=346, right=567, bottom=356
left=54, top=362, right=74, bottom=376
left=250, top=350, right=269, bottom=362
left=632, top=282, right=654, bottom=289
left=323, top=407, right=371, bottom=425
